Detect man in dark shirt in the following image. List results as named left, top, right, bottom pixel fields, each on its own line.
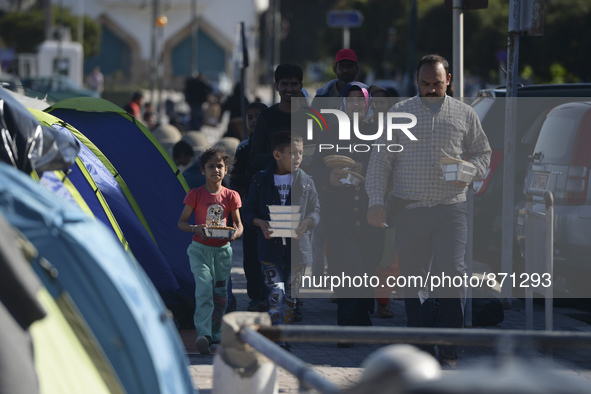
left=249, top=64, right=304, bottom=171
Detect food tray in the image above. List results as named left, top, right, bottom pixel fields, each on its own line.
left=268, top=205, right=301, bottom=213
left=203, top=227, right=236, bottom=239
left=268, top=220, right=300, bottom=229
left=269, top=213, right=303, bottom=222
left=269, top=228, right=298, bottom=238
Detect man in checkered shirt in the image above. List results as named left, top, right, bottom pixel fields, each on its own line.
left=365, top=54, right=491, bottom=367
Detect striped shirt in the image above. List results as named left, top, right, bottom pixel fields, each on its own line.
left=365, top=95, right=491, bottom=208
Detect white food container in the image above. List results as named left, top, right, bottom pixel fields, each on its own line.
left=269, top=213, right=303, bottom=222
left=343, top=173, right=362, bottom=186
left=269, top=228, right=298, bottom=238
left=268, top=220, right=300, bottom=229
left=268, top=205, right=301, bottom=213
left=443, top=161, right=477, bottom=183
left=203, top=227, right=236, bottom=239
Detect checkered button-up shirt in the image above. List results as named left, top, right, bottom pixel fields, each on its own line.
left=366, top=95, right=491, bottom=208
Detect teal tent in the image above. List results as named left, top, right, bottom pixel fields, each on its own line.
left=0, top=161, right=195, bottom=394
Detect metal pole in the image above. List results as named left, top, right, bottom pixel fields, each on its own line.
left=239, top=22, right=248, bottom=140
left=57, top=0, right=63, bottom=74
left=343, top=27, right=350, bottom=49
left=525, top=192, right=533, bottom=330
left=405, top=0, right=417, bottom=97
left=256, top=325, right=591, bottom=348
left=501, top=0, right=521, bottom=300
left=465, top=186, right=473, bottom=327
left=150, top=0, right=159, bottom=105
left=273, top=0, right=281, bottom=68
left=452, top=0, right=464, bottom=98
left=157, top=25, right=164, bottom=119
left=190, top=0, right=198, bottom=75
left=77, top=0, right=84, bottom=44
left=544, top=191, right=553, bottom=332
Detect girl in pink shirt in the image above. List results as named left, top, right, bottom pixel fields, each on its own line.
left=178, top=147, right=243, bottom=354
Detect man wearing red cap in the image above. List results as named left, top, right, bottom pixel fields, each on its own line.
left=314, top=48, right=360, bottom=99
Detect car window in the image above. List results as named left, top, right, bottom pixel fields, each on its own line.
left=472, top=97, right=505, bottom=150
left=533, top=115, right=578, bottom=165
left=520, top=111, right=547, bottom=147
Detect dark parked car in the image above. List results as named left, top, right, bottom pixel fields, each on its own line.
left=471, top=84, right=591, bottom=268
left=515, top=101, right=591, bottom=296
left=21, top=75, right=99, bottom=103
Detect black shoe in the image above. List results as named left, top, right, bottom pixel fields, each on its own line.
left=279, top=342, right=292, bottom=352
left=337, top=342, right=354, bottom=348
left=195, top=336, right=211, bottom=355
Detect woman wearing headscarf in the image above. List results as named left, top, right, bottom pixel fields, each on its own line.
left=309, top=82, right=386, bottom=343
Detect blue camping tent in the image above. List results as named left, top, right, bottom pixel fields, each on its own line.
left=0, top=161, right=195, bottom=394
left=47, top=99, right=196, bottom=316
left=31, top=110, right=181, bottom=307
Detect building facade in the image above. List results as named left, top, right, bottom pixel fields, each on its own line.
left=58, top=0, right=268, bottom=92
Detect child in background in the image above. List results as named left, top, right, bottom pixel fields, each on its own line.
left=243, top=131, right=320, bottom=351
left=230, top=102, right=269, bottom=312
left=178, top=147, right=243, bottom=355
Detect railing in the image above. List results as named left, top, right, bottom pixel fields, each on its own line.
left=212, top=312, right=591, bottom=394
left=524, top=188, right=554, bottom=331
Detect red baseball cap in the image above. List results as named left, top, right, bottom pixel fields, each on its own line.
left=334, top=48, right=357, bottom=64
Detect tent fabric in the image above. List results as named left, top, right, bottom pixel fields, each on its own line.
left=48, top=98, right=195, bottom=308
left=39, top=170, right=95, bottom=218
left=31, top=109, right=181, bottom=306
left=0, top=161, right=195, bottom=394
left=0, top=214, right=45, bottom=394
left=0, top=214, right=121, bottom=394
left=0, top=88, right=78, bottom=173
left=31, top=289, right=119, bottom=394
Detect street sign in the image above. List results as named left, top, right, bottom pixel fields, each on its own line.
left=327, top=10, right=364, bottom=28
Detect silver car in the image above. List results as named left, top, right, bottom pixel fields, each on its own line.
left=516, top=101, right=591, bottom=295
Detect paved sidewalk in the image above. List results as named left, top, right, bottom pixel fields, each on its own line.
left=186, top=240, right=591, bottom=393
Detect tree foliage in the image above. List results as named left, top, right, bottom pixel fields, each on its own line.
left=0, top=5, right=101, bottom=58
left=279, top=0, right=591, bottom=84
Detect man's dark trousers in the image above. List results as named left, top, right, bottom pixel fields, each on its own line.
left=393, top=201, right=467, bottom=356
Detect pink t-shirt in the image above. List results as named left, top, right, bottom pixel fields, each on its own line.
left=183, top=186, right=241, bottom=247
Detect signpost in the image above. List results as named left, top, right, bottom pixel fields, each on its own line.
left=327, top=10, right=364, bottom=49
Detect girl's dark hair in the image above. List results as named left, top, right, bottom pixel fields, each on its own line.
left=199, top=146, right=234, bottom=173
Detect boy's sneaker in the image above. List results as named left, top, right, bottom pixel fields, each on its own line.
left=195, top=336, right=211, bottom=355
